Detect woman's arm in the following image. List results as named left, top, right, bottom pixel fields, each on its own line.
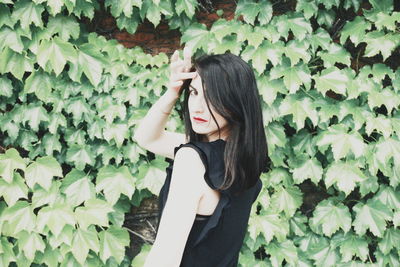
left=133, top=89, right=181, bottom=145
left=133, top=49, right=196, bottom=158
left=143, top=147, right=208, bottom=267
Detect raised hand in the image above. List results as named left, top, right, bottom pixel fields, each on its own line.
left=167, top=46, right=197, bottom=97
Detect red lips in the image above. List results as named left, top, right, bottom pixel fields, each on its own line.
left=193, top=117, right=207, bottom=122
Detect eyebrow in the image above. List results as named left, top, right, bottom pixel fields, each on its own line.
left=189, top=85, right=198, bottom=91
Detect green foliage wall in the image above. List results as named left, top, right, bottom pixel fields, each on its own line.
left=0, top=0, right=399, bottom=266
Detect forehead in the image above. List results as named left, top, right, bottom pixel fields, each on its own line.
left=189, top=73, right=203, bottom=91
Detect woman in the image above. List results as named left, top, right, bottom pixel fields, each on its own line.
left=134, top=47, right=268, bottom=267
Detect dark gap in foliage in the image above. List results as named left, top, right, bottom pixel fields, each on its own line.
left=299, top=179, right=330, bottom=217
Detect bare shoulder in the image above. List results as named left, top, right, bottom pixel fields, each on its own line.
left=174, top=146, right=205, bottom=171
left=172, top=146, right=207, bottom=190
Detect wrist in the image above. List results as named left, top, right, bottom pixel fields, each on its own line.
left=164, top=89, right=180, bottom=101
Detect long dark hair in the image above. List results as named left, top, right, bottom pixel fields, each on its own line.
left=179, top=52, right=268, bottom=194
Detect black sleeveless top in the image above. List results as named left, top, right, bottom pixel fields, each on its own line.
left=156, top=139, right=263, bottom=267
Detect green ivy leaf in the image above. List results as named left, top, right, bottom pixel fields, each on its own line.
left=375, top=250, right=400, bottom=267
left=25, top=155, right=62, bottom=191
left=68, top=44, right=107, bottom=87
left=71, top=227, right=100, bottom=264
left=37, top=203, right=76, bottom=236
left=0, top=148, right=26, bottom=183
left=365, top=114, right=393, bottom=139
left=209, top=19, right=238, bottom=43
left=47, top=14, right=80, bottom=41
left=314, top=67, right=349, bottom=96
left=212, top=35, right=243, bottom=55
left=0, top=47, right=34, bottom=80
left=378, top=228, right=400, bottom=255
left=375, top=136, right=400, bottom=166
left=243, top=40, right=284, bottom=73
left=115, top=13, right=140, bottom=34
left=175, top=0, right=197, bottom=18
left=99, top=226, right=130, bottom=264
left=364, top=31, right=400, bottom=60
left=316, top=124, right=366, bottom=161
left=393, top=211, right=400, bottom=228
left=0, top=4, right=13, bottom=28
left=375, top=12, right=400, bottom=31
left=276, top=14, right=312, bottom=41
left=291, top=129, right=317, bottom=156
left=75, top=199, right=114, bottom=230
left=265, top=240, right=298, bottom=267
left=340, top=16, right=371, bottom=46
left=284, top=40, right=311, bottom=66
left=248, top=209, right=289, bottom=243
left=31, top=180, right=61, bottom=209
left=310, top=199, right=352, bottom=237
left=279, top=95, right=318, bottom=130
left=289, top=212, right=308, bottom=237
left=0, top=26, right=24, bottom=53
left=131, top=243, right=151, bottom=267
left=136, top=157, right=169, bottom=194
left=338, top=232, right=369, bottom=262
left=17, top=230, right=46, bottom=261
left=105, top=0, right=142, bottom=17
left=0, top=76, right=13, bottom=97
left=66, top=144, right=95, bottom=171
left=325, top=160, right=367, bottom=196
left=0, top=172, right=28, bottom=206
left=181, top=23, right=214, bottom=52
left=292, top=157, right=323, bottom=185
left=374, top=185, right=400, bottom=211
left=271, top=185, right=303, bottom=217
left=102, top=123, right=129, bottom=148
left=370, top=0, right=393, bottom=12
left=318, top=43, right=351, bottom=68
left=296, top=0, right=318, bottom=20
left=47, top=223, right=73, bottom=250
left=0, top=237, right=16, bottom=266
left=23, top=70, right=53, bottom=103
left=64, top=96, right=92, bottom=124
left=96, top=165, right=135, bottom=205
left=20, top=103, right=49, bottom=131
left=368, top=87, right=400, bottom=114
left=265, top=121, right=287, bottom=149
left=359, top=174, right=379, bottom=198
left=37, top=37, right=77, bottom=76
left=11, top=0, right=44, bottom=29
left=308, top=237, right=340, bottom=267
left=309, top=28, right=331, bottom=51
left=60, top=169, right=96, bottom=207
left=270, top=59, right=311, bottom=94
left=353, top=199, right=393, bottom=237
left=1, top=201, right=36, bottom=236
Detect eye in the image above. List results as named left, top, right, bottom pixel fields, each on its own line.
left=189, top=89, right=198, bottom=96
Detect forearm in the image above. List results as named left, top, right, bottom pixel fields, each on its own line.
left=133, top=90, right=179, bottom=145
left=143, top=243, right=181, bottom=267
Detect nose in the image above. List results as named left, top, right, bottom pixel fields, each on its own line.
left=192, top=95, right=205, bottom=113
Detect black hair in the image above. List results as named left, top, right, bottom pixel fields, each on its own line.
left=179, top=52, right=269, bottom=195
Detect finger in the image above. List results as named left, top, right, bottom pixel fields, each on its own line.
left=171, top=60, right=185, bottom=71
left=183, top=47, right=192, bottom=69
left=183, top=46, right=191, bottom=61
left=170, top=50, right=179, bottom=63
left=174, top=71, right=197, bottom=80
left=170, top=80, right=183, bottom=87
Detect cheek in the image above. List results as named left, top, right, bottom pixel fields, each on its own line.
left=212, top=112, right=228, bottom=127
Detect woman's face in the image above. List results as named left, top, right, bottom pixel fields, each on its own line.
left=188, top=73, right=230, bottom=142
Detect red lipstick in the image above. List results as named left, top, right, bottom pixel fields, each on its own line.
left=193, top=117, right=208, bottom=122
